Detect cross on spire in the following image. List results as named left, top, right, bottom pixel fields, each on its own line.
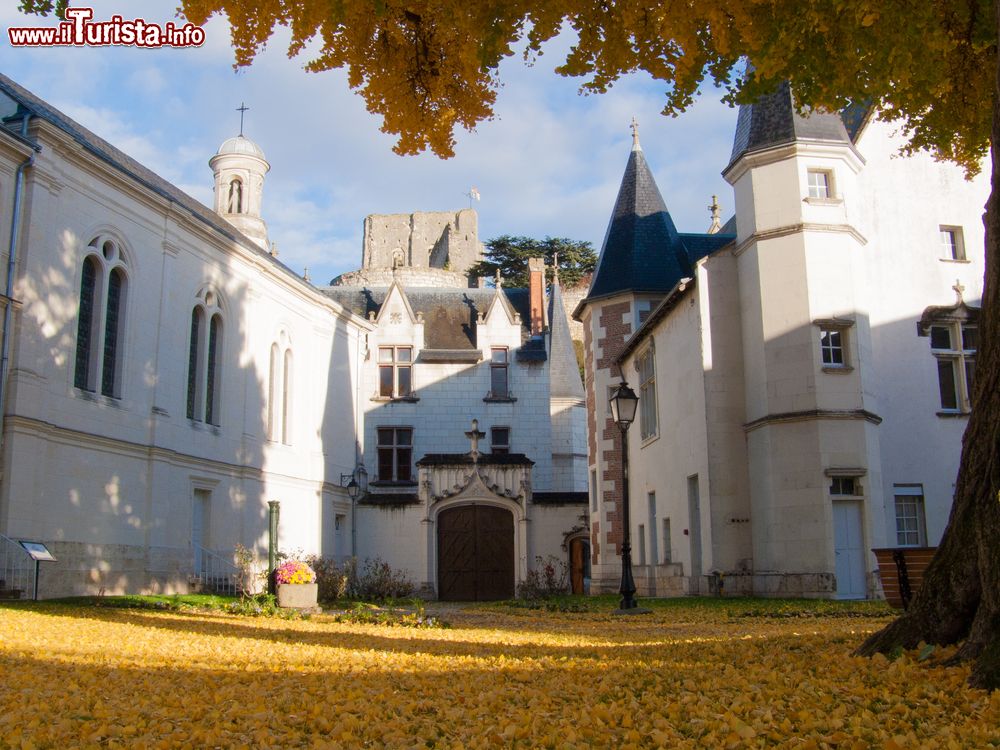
left=237, top=102, right=249, bottom=136
left=465, top=418, right=486, bottom=460
left=630, top=116, right=640, bottom=150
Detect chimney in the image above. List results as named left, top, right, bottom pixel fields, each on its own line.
left=528, top=257, right=545, bottom=335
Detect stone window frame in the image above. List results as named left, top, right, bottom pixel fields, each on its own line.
left=893, top=484, right=927, bottom=547
left=813, top=317, right=855, bottom=373
left=488, top=346, right=510, bottom=399
left=375, top=425, right=414, bottom=484
left=939, top=226, right=967, bottom=263
left=187, top=287, right=225, bottom=427
left=918, top=302, right=978, bottom=417
left=74, top=234, right=130, bottom=400
left=377, top=345, right=414, bottom=400
left=490, top=425, right=510, bottom=455
left=636, top=345, right=658, bottom=442
left=804, top=168, right=843, bottom=206
left=267, top=330, right=294, bottom=444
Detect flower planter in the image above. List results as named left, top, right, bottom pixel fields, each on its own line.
left=276, top=582, right=318, bottom=610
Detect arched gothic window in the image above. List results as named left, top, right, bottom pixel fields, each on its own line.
left=267, top=331, right=293, bottom=444
left=227, top=178, right=243, bottom=214
left=187, top=289, right=224, bottom=426
left=74, top=236, right=128, bottom=397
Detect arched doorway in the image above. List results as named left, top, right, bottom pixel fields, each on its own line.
left=569, top=537, right=591, bottom=594
left=437, top=505, right=514, bottom=601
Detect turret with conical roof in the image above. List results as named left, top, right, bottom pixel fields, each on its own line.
left=586, top=122, right=691, bottom=302
left=209, top=133, right=270, bottom=251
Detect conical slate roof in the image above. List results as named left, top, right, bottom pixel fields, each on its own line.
left=727, top=81, right=853, bottom=168
left=585, top=139, right=733, bottom=303
left=586, top=142, right=692, bottom=300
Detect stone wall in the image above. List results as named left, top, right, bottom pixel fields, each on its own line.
left=362, top=209, right=483, bottom=273
left=329, top=266, right=472, bottom=289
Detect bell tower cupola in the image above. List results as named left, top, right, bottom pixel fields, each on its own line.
left=209, top=129, right=270, bottom=251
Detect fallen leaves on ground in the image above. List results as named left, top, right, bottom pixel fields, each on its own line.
left=0, top=603, right=996, bottom=748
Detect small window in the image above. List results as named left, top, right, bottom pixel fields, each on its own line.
left=893, top=485, right=926, bottom=547
left=829, top=476, right=860, bottom=496
left=638, top=523, right=646, bottom=565
left=378, top=346, right=412, bottom=398
left=491, top=426, right=510, bottom=455
left=940, top=227, right=966, bottom=261
left=807, top=170, right=831, bottom=199
left=377, top=426, right=413, bottom=483
left=490, top=347, right=509, bottom=398
left=819, top=328, right=846, bottom=367
left=590, top=469, right=598, bottom=512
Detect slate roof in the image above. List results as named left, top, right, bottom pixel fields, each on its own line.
left=322, top=285, right=535, bottom=350
left=583, top=144, right=735, bottom=303
left=0, top=75, right=307, bottom=287
left=727, top=81, right=854, bottom=169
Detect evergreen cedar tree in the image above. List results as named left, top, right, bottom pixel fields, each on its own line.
left=468, top=236, right=597, bottom=289
left=19, top=0, right=999, bottom=688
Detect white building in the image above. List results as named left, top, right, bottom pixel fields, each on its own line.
left=0, top=74, right=588, bottom=600
left=579, top=88, right=987, bottom=598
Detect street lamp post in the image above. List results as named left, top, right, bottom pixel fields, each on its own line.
left=609, top=381, right=644, bottom=612
left=340, top=464, right=368, bottom=557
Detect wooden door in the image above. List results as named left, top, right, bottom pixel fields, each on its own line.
left=833, top=501, right=867, bottom=599
left=570, top=538, right=588, bottom=594
left=438, top=505, right=514, bottom=601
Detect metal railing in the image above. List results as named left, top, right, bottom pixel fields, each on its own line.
left=0, top=534, right=34, bottom=600
left=191, top=544, right=242, bottom=595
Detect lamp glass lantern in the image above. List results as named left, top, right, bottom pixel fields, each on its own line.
left=609, top=382, right=639, bottom=430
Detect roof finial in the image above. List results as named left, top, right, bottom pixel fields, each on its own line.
left=953, top=278, right=966, bottom=304
left=495, top=268, right=503, bottom=289
left=237, top=102, right=249, bottom=136
left=708, top=195, right=722, bottom=234
left=303, top=266, right=311, bottom=283
left=630, top=117, right=641, bottom=151
left=552, top=252, right=560, bottom=285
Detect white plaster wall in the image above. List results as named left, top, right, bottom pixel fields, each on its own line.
left=0, top=121, right=365, bottom=595
left=622, top=287, right=712, bottom=592
left=852, top=118, right=988, bottom=548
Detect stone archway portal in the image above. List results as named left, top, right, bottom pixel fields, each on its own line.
left=437, top=505, right=515, bottom=601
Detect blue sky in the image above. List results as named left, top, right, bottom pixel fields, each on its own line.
left=2, top=2, right=739, bottom=285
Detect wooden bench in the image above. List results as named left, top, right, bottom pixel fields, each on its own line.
left=873, top=547, right=937, bottom=609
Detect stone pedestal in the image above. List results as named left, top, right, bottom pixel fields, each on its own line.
left=276, top=583, right=318, bottom=610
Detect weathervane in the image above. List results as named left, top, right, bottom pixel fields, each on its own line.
left=237, top=102, right=249, bottom=136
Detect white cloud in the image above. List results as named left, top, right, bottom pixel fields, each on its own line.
left=3, top=0, right=742, bottom=284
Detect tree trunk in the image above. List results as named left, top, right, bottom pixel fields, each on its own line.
left=856, top=2, right=1000, bottom=692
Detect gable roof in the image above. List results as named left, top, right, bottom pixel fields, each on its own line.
left=322, top=285, right=533, bottom=350
left=582, top=142, right=734, bottom=306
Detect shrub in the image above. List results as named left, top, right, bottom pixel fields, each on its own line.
left=300, top=555, right=415, bottom=602
left=516, top=555, right=568, bottom=600
left=350, top=557, right=415, bottom=601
